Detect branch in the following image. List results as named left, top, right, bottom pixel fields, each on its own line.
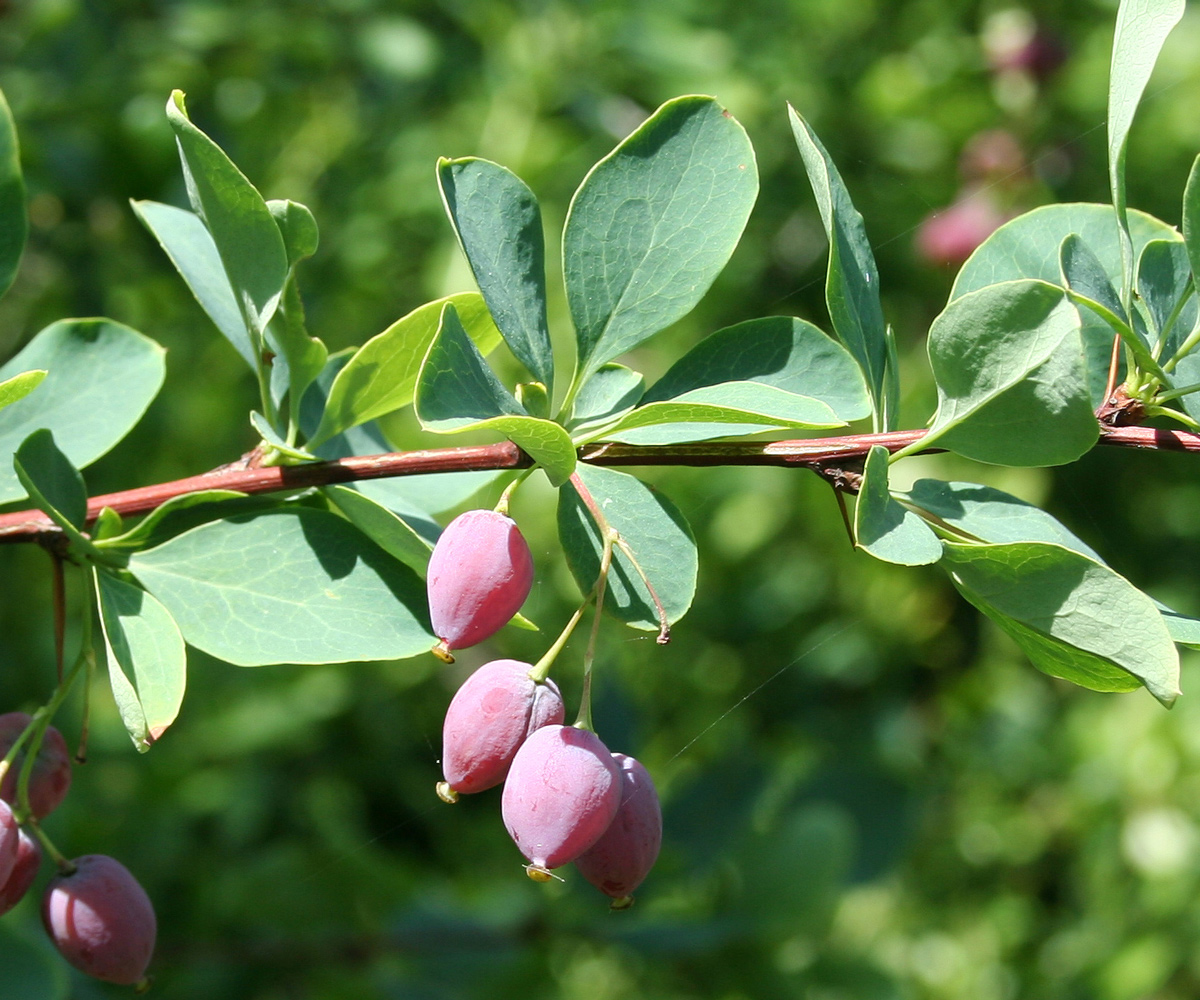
left=0, top=425, right=1194, bottom=543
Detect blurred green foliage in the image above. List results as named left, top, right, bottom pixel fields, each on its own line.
left=2, top=0, right=1200, bottom=997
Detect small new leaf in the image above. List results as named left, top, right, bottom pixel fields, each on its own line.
left=853, top=446, right=941, bottom=566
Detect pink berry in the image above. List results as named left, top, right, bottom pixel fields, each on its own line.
left=426, top=509, right=534, bottom=660
left=42, top=855, right=156, bottom=986
left=0, top=827, right=41, bottom=917
left=438, top=659, right=564, bottom=802
left=0, top=799, right=17, bottom=889
left=574, top=754, right=662, bottom=908
left=501, top=724, right=622, bottom=877
left=914, top=192, right=1008, bottom=268
left=0, top=712, right=73, bottom=819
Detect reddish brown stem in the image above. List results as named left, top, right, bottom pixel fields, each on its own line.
left=0, top=426, right=1194, bottom=544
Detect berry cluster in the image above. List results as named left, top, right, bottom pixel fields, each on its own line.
left=0, top=711, right=156, bottom=988
left=429, top=509, right=662, bottom=907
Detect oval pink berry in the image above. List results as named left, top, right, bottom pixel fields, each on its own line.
left=501, top=725, right=622, bottom=874
left=0, top=712, right=73, bottom=819
left=574, top=754, right=662, bottom=906
left=439, top=659, right=564, bottom=800
left=0, top=799, right=18, bottom=889
left=0, top=827, right=41, bottom=917
left=427, top=509, right=534, bottom=656
left=42, top=855, right=156, bottom=986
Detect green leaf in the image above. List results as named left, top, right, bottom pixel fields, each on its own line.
left=607, top=316, right=870, bottom=444
left=556, top=464, right=696, bottom=630
left=166, top=90, right=288, bottom=337
left=606, top=383, right=841, bottom=445
left=901, top=479, right=1103, bottom=560
left=324, top=484, right=432, bottom=576
left=1182, top=155, right=1200, bottom=310
left=415, top=302, right=576, bottom=486
left=788, top=106, right=887, bottom=421
left=437, top=157, right=554, bottom=391
left=131, top=199, right=255, bottom=369
left=1060, top=233, right=1165, bottom=380
left=0, top=369, right=44, bottom=411
left=941, top=541, right=1180, bottom=706
left=563, top=95, right=758, bottom=383
left=268, top=199, right=319, bottom=266
left=1157, top=601, right=1200, bottom=650
left=309, top=292, right=502, bottom=448
left=129, top=507, right=433, bottom=666
left=1108, top=0, right=1185, bottom=289
left=565, top=364, right=645, bottom=436
left=98, top=490, right=274, bottom=551
left=249, top=410, right=316, bottom=462
left=1137, top=239, right=1195, bottom=349
left=96, top=570, right=187, bottom=751
left=0, top=88, right=26, bottom=300
left=13, top=428, right=87, bottom=530
left=915, top=280, right=1097, bottom=466
left=0, top=318, right=166, bottom=503
left=954, top=203, right=1180, bottom=403
left=853, top=446, right=940, bottom=565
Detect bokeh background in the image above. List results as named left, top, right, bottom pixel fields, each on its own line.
left=2, top=0, right=1200, bottom=997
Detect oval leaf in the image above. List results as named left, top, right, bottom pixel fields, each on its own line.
left=563, top=96, right=758, bottom=382
left=853, top=446, right=940, bottom=565
left=438, top=157, right=554, bottom=391
left=166, top=90, right=288, bottom=336
left=942, top=541, right=1180, bottom=706
left=309, top=292, right=502, bottom=447
left=415, top=302, right=575, bottom=486
left=129, top=508, right=433, bottom=666
left=557, top=465, right=696, bottom=631
left=324, top=484, right=432, bottom=576
left=788, top=106, right=887, bottom=419
left=918, top=280, right=1097, bottom=466
left=0, top=319, right=165, bottom=503
left=96, top=571, right=187, bottom=751
left=565, top=364, right=645, bottom=435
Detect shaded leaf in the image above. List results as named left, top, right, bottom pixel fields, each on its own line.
left=268, top=198, right=319, bottom=265
left=415, top=302, right=575, bottom=486
left=0, top=319, right=166, bottom=503
left=566, top=364, right=645, bottom=436
left=96, top=570, right=186, bottom=751
left=0, top=88, right=26, bottom=301
left=789, top=106, right=887, bottom=419
left=941, top=541, right=1179, bottom=705
left=438, top=157, right=554, bottom=390
left=563, top=96, right=757, bottom=382
left=129, top=508, right=433, bottom=666
left=1136, top=239, right=1194, bottom=349
left=324, top=484, right=432, bottom=576
left=13, top=428, right=87, bottom=530
left=309, top=292, right=502, bottom=447
left=853, top=446, right=940, bottom=565
left=557, top=464, right=696, bottom=630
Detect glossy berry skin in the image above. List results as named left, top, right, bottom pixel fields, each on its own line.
left=0, top=828, right=41, bottom=917
left=427, top=510, right=534, bottom=657
left=502, top=725, right=622, bottom=875
left=42, top=855, right=156, bottom=986
left=574, top=754, right=662, bottom=907
left=0, top=712, right=73, bottom=819
left=0, top=799, right=17, bottom=889
left=439, top=659, right=564, bottom=801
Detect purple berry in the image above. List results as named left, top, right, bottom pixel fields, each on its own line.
left=427, top=509, right=534, bottom=660
left=0, top=712, right=73, bottom=819
left=574, top=754, right=662, bottom=908
left=501, top=724, right=622, bottom=877
left=438, top=659, right=564, bottom=802
left=0, top=799, right=17, bottom=889
left=0, top=827, right=41, bottom=917
left=42, top=855, right=156, bottom=986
